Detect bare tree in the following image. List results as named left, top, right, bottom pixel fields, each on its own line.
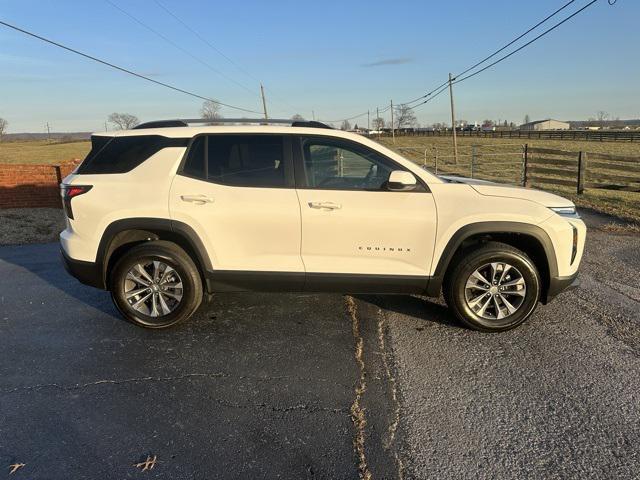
left=371, top=117, right=385, bottom=130
left=108, top=113, right=139, bottom=130
left=340, top=120, right=351, bottom=131
left=291, top=114, right=305, bottom=122
left=0, top=117, right=7, bottom=141
left=393, top=104, right=417, bottom=129
left=201, top=100, right=223, bottom=122
left=523, top=114, right=531, bottom=125
left=596, top=110, right=610, bottom=127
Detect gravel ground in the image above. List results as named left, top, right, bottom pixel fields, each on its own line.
left=0, top=208, right=65, bottom=245
left=371, top=210, right=640, bottom=479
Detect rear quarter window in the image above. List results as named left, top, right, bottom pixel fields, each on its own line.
left=77, top=135, right=188, bottom=174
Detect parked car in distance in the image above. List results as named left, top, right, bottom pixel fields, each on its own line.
left=60, top=119, right=585, bottom=331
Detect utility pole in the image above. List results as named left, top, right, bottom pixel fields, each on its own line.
left=367, top=110, right=370, bottom=131
left=376, top=107, right=380, bottom=139
left=390, top=100, right=395, bottom=144
left=46, top=122, right=51, bottom=143
left=312, top=110, right=315, bottom=121
left=260, top=84, right=268, bottom=121
left=448, top=73, right=459, bottom=164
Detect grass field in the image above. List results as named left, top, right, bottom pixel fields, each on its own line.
left=1, top=136, right=638, bottom=223
left=377, top=136, right=640, bottom=224
left=0, top=139, right=90, bottom=164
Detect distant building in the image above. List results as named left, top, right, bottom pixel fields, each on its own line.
left=519, top=119, right=570, bottom=131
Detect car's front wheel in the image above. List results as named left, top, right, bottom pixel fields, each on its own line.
left=444, top=242, right=541, bottom=332
left=110, top=241, right=203, bottom=329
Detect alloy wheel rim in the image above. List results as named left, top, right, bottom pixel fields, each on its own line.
left=464, top=262, right=527, bottom=321
left=124, top=260, right=183, bottom=317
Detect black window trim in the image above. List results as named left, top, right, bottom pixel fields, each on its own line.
left=78, top=134, right=189, bottom=175
left=176, top=133, right=295, bottom=189
left=291, top=134, right=430, bottom=193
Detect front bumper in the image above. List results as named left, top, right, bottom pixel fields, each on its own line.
left=543, top=272, right=580, bottom=304
left=60, top=248, right=105, bottom=290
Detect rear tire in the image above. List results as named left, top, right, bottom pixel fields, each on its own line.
left=443, top=242, right=541, bottom=332
left=110, top=241, right=203, bottom=329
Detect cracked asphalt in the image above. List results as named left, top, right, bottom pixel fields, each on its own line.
left=0, top=210, right=638, bottom=479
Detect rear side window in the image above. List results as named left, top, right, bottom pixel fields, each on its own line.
left=77, top=135, right=188, bottom=174
left=181, top=134, right=287, bottom=188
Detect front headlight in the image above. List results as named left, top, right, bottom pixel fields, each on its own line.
left=550, top=206, right=579, bottom=218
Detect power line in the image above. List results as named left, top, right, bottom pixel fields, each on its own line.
left=105, top=0, right=258, bottom=98
left=339, top=0, right=606, bottom=121
left=152, top=0, right=303, bottom=115
left=454, top=0, right=600, bottom=85
left=0, top=19, right=263, bottom=114
left=402, top=0, right=581, bottom=105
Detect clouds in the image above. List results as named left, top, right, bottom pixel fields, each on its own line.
left=362, top=57, right=413, bottom=68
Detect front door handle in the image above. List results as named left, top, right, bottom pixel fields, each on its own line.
left=308, top=201, right=342, bottom=210
left=181, top=194, right=214, bottom=205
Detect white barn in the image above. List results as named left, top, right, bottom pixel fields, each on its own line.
left=520, top=119, right=570, bottom=131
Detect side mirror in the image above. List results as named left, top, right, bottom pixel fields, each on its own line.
left=387, top=170, right=417, bottom=191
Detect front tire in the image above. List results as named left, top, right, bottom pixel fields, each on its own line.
left=444, top=242, right=541, bottom=332
left=110, top=241, right=203, bottom=329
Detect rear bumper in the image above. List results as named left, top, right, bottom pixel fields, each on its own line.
left=543, top=272, right=580, bottom=304
left=60, top=248, right=105, bottom=290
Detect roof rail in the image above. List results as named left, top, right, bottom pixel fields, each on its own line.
left=133, top=118, right=333, bottom=129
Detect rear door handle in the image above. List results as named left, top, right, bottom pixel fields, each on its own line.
left=181, top=194, right=214, bottom=205
left=308, top=201, right=341, bottom=210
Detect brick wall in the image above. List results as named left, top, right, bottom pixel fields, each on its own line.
left=0, top=160, right=81, bottom=209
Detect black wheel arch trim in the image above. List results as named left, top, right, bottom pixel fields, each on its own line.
left=89, top=217, right=212, bottom=290
left=425, top=221, right=559, bottom=297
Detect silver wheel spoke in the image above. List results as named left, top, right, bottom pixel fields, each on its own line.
left=498, top=265, right=512, bottom=284
left=493, top=295, right=505, bottom=319
left=158, top=293, right=172, bottom=315
left=503, top=288, right=526, bottom=297
left=490, top=263, right=499, bottom=283
left=499, top=294, right=518, bottom=314
left=501, top=277, right=525, bottom=288
left=160, top=290, right=182, bottom=301
left=127, top=270, right=150, bottom=287
left=477, top=296, right=493, bottom=317
left=159, top=265, right=176, bottom=284
left=125, top=287, right=150, bottom=299
left=135, top=264, right=154, bottom=284
left=466, top=279, right=489, bottom=291
left=471, top=270, right=491, bottom=286
left=132, top=291, right=153, bottom=309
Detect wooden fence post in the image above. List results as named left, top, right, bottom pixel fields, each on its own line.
left=522, top=144, right=529, bottom=187
left=577, top=151, right=587, bottom=194
left=471, top=144, right=476, bottom=178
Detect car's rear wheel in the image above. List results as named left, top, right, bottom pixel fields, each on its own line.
left=110, top=241, right=203, bottom=329
left=444, top=242, right=541, bottom=332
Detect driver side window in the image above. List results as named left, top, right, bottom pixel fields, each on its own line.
left=301, top=137, right=395, bottom=191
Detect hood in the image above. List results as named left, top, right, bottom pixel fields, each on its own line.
left=440, top=175, right=574, bottom=208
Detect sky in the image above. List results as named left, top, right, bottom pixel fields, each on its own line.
left=0, top=0, right=638, bottom=132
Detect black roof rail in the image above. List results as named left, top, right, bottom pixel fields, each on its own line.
left=133, top=120, right=189, bottom=129
left=291, top=120, right=333, bottom=129
left=132, top=118, right=333, bottom=129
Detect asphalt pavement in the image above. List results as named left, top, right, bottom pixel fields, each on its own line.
left=0, top=210, right=638, bottom=479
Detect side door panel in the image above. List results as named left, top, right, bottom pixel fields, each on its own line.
left=169, top=134, right=304, bottom=291
left=293, top=136, right=437, bottom=291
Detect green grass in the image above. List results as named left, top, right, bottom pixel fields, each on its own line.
left=0, top=139, right=90, bottom=164
left=377, top=136, right=640, bottom=224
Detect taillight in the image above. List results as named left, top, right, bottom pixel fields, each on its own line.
left=61, top=184, right=92, bottom=219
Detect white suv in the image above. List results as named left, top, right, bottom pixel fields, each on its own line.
left=60, top=119, right=585, bottom=331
